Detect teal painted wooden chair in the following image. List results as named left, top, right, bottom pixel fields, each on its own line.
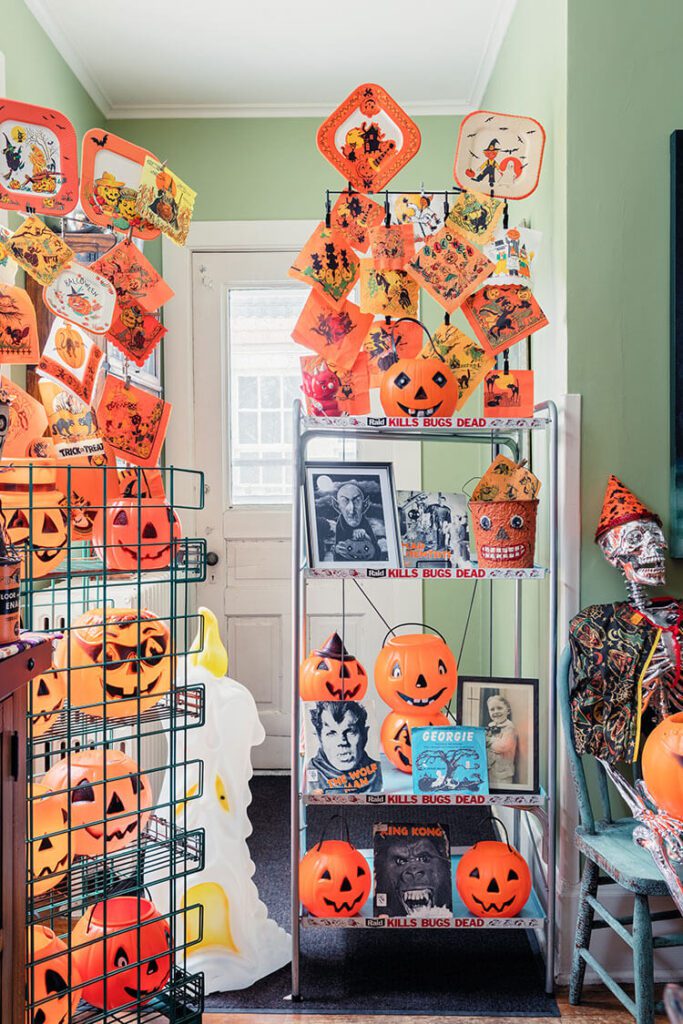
left=558, top=646, right=683, bottom=1022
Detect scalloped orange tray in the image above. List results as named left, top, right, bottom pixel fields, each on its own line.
left=0, top=98, right=78, bottom=215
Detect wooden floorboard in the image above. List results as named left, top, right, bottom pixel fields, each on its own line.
left=203, top=986, right=635, bottom=1022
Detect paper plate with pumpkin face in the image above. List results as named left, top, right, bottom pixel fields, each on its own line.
left=42, top=748, right=151, bottom=857
left=374, top=629, right=457, bottom=716
left=28, top=783, right=72, bottom=896
left=80, top=129, right=160, bottom=240
left=43, top=263, right=116, bottom=335
left=72, top=896, right=171, bottom=1009
left=300, top=632, right=368, bottom=701
left=0, top=98, right=78, bottom=215
left=54, top=606, right=172, bottom=718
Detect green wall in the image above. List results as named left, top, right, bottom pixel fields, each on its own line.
left=3, top=0, right=104, bottom=137
left=568, top=0, right=683, bottom=606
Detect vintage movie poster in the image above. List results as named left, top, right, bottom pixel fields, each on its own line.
left=397, top=490, right=472, bottom=568
left=373, top=822, right=452, bottom=917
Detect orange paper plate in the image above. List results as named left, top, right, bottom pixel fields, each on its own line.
left=454, top=110, right=546, bottom=201
left=80, top=130, right=160, bottom=240
left=0, top=99, right=78, bottom=215
left=317, top=83, right=421, bottom=192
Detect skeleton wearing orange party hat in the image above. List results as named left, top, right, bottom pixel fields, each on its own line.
left=569, top=476, right=683, bottom=763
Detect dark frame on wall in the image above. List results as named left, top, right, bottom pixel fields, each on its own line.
left=670, top=131, right=683, bottom=556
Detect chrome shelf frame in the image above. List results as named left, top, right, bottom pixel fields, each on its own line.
left=290, top=398, right=559, bottom=999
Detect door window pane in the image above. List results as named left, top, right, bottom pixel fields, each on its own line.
left=228, top=287, right=355, bottom=505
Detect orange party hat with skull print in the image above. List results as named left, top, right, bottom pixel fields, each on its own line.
left=595, top=475, right=662, bottom=542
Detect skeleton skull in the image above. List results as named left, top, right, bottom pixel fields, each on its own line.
left=599, top=518, right=667, bottom=587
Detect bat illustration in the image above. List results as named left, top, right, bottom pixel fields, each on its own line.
left=92, top=134, right=109, bottom=148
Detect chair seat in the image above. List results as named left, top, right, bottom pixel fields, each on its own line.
left=576, top=818, right=673, bottom=895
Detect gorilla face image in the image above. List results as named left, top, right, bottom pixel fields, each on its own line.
left=380, top=835, right=452, bottom=916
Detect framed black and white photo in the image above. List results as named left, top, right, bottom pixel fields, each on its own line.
left=303, top=461, right=402, bottom=570
left=457, top=676, right=539, bottom=794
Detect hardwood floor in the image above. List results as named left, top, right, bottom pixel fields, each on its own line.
left=203, top=986, right=635, bottom=1023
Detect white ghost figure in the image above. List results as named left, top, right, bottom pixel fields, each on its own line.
left=153, top=607, right=290, bottom=993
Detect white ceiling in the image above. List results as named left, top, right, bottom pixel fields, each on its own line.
left=25, top=0, right=517, bottom=119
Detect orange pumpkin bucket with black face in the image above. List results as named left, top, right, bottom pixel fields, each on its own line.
left=374, top=624, right=457, bottom=717
left=380, top=709, right=449, bottom=772
left=469, top=498, right=538, bottom=569
left=379, top=317, right=458, bottom=418
left=299, top=838, right=371, bottom=918
left=26, top=925, right=82, bottom=1024
left=456, top=839, right=531, bottom=918
left=300, top=632, right=368, bottom=701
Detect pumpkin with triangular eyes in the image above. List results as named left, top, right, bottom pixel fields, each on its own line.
left=71, top=896, right=171, bottom=1009
left=29, top=670, right=66, bottom=738
left=28, top=784, right=73, bottom=897
left=300, top=632, right=368, bottom=700
left=380, top=710, right=449, bottom=772
left=299, top=839, right=371, bottom=917
left=42, top=748, right=151, bottom=857
left=0, top=460, right=68, bottom=578
left=456, top=840, right=531, bottom=918
left=380, top=356, right=458, bottom=418
left=54, top=607, right=171, bottom=718
left=374, top=632, right=457, bottom=716
left=26, top=925, right=82, bottom=1024
left=92, top=498, right=182, bottom=572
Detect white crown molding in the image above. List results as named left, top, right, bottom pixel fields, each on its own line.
left=24, top=0, right=113, bottom=118
left=105, top=99, right=473, bottom=120
left=467, top=0, right=518, bottom=108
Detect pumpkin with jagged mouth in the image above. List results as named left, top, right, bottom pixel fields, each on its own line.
left=29, top=669, right=66, bottom=738
left=54, top=607, right=172, bottom=719
left=28, top=784, right=73, bottom=896
left=26, top=925, right=82, bottom=1024
left=2, top=497, right=68, bottom=578
left=300, top=632, right=368, bottom=700
left=92, top=498, right=182, bottom=572
left=380, top=709, right=449, bottom=772
left=456, top=839, right=532, bottom=918
left=299, top=839, right=371, bottom=917
left=42, top=748, right=151, bottom=857
left=374, top=632, right=457, bottom=716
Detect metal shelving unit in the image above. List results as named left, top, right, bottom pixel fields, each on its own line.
left=290, top=399, right=559, bottom=998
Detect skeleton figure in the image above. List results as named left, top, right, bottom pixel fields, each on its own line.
left=598, top=517, right=683, bottom=718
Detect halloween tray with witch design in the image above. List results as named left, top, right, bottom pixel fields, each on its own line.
left=300, top=848, right=546, bottom=929
left=0, top=99, right=79, bottom=215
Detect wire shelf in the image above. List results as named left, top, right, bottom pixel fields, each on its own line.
left=27, top=814, right=205, bottom=929
left=70, top=967, right=204, bottom=1024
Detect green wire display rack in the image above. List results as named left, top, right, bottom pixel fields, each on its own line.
left=12, top=462, right=207, bottom=1024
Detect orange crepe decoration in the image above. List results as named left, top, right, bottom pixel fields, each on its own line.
left=288, top=222, right=360, bottom=309
left=96, top=375, right=171, bottom=467
left=330, top=191, right=384, bottom=253
left=594, top=475, right=661, bottom=542
left=300, top=352, right=370, bottom=417
left=292, top=290, right=373, bottom=371
left=0, top=284, right=39, bottom=363
left=362, top=318, right=423, bottom=385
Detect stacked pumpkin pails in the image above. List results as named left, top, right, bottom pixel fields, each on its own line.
left=0, top=97, right=203, bottom=1024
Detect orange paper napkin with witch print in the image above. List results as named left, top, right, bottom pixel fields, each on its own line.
left=292, top=290, right=373, bottom=371
left=289, top=222, right=360, bottom=309
left=0, top=283, right=39, bottom=363
left=331, top=191, right=384, bottom=253
left=362, top=318, right=423, bottom=385
left=462, top=283, right=548, bottom=356
left=359, top=260, right=419, bottom=317
left=96, top=375, right=171, bottom=467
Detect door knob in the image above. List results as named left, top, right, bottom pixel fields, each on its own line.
left=206, top=551, right=220, bottom=567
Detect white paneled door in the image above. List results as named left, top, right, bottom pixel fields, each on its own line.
left=191, top=226, right=421, bottom=768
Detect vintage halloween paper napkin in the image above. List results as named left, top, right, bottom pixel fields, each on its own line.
left=38, top=317, right=104, bottom=405
left=419, top=322, right=494, bottom=411
left=330, top=191, right=384, bottom=253
left=359, top=260, right=419, bottom=317
left=446, top=190, right=505, bottom=246
left=462, top=284, right=548, bottom=355
left=0, top=283, right=39, bottom=363
left=368, top=223, right=415, bottom=270
left=289, top=222, right=360, bottom=308
left=0, top=376, right=48, bottom=457
left=407, top=223, right=494, bottom=313
left=92, top=238, right=174, bottom=312
left=135, top=157, right=196, bottom=246
left=6, top=216, right=74, bottom=285
left=96, top=375, right=171, bottom=467
left=106, top=301, right=167, bottom=367
left=292, top=290, right=372, bottom=371
left=472, top=454, right=541, bottom=502
left=362, top=318, right=423, bottom=385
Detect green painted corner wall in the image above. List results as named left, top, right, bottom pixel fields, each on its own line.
left=568, top=0, right=683, bottom=607
left=3, top=0, right=104, bottom=137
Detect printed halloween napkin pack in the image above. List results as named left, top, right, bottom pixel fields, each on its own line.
left=292, top=86, right=549, bottom=421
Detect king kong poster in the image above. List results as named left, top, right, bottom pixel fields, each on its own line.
left=373, top=822, right=452, bottom=917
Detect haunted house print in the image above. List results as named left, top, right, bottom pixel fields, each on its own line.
left=289, top=222, right=360, bottom=308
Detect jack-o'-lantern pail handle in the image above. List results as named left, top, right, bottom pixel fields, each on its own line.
left=392, top=317, right=445, bottom=363
left=381, top=621, right=449, bottom=648
left=471, top=811, right=514, bottom=852
left=314, top=813, right=352, bottom=851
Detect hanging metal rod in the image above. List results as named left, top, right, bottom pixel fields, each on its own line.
left=326, top=187, right=466, bottom=198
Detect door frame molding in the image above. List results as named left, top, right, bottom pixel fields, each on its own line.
left=162, top=220, right=318, bottom=481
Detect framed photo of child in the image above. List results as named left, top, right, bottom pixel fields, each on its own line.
left=456, top=676, right=539, bottom=794
left=303, top=461, right=402, bottom=570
